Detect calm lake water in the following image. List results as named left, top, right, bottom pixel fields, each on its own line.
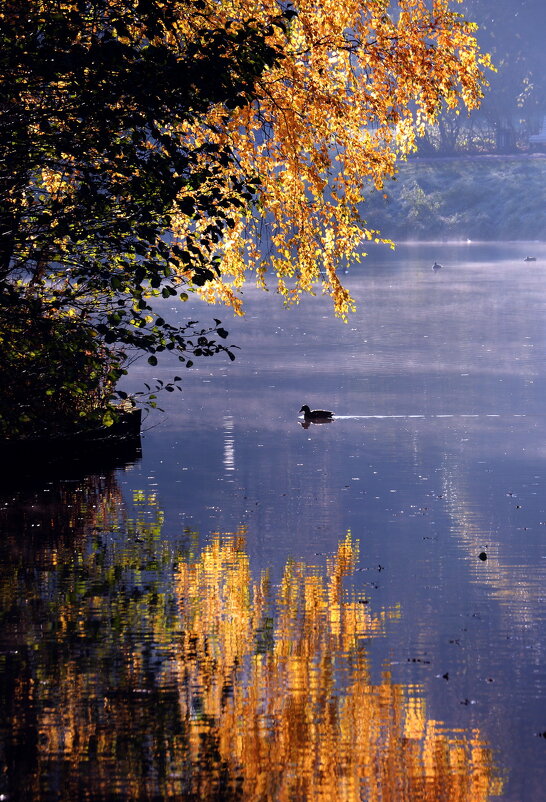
left=2, top=241, right=546, bottom=800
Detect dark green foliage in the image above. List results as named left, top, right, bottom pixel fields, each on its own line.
left=0, top=0, right=285, bottom=436
left=0, top=0, right=280, bottom=274
left=0, top=283, right=238, bottom=437
left=0, top=288, right=124, bottom=438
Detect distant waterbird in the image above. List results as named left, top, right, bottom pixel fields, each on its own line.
left=432, top=261, right=443, bottom=270
left=299, top=405, right=334, bottom=422
left=524, top=256, right=537, bottom=262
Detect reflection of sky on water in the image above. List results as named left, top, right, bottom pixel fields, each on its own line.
left=118, top=242, right=546, bottom=800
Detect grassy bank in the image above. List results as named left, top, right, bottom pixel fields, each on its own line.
left=363, top=156, right=546, bottom=241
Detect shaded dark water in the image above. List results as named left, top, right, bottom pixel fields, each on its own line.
left=2, top=242, right=546, bottom=800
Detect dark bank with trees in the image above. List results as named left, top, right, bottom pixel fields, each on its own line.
left=1, top=0, right=282, bottom=441
left=1, top=0, right=489, bottom=443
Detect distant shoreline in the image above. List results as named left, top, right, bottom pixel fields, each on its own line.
left=408, top=151, right=546, bottom=163
left=365, top=155, right=546, bottom=242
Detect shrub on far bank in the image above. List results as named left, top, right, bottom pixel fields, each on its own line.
left=365, top=156, right=546, bottom=241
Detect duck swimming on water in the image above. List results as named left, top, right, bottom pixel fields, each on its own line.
left=299, top=405, right=334, bottom=421
left=432, top=261, right=442, bottom=270
left=524, top=256, right=536, bottom=262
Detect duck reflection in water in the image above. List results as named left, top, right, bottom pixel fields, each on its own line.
left=299, top=405, right=334, bottom=428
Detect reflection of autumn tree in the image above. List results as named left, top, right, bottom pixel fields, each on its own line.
left=173, top=534, right=500, bottom=801
left=0, top=493, right=501, bottom=801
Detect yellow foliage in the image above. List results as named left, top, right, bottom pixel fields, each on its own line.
left=167, top=0, right=491, bottom=317
left=3, top=0, right=490, bottom=323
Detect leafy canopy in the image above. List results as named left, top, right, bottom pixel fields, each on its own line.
left=0, top=0, right=284, bottom=434
left=2, top=0, right=490, bottom=322
left=1, top=0, right=283, bottom=332
left=0, top=0, right=489, bottom=435
left=176, top=0, right=491, bottom=318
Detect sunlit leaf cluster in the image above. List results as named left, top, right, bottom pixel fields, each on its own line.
left=1, top=0, right=279, bottom=433
left=1, top=0, right=489, bottom=320
left=0, top=0, right=489, bottom=433
left=179, top=0, right=491, bottom=318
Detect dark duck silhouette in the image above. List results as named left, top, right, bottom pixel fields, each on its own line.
left=432, top=261, right=442, bottom=270
left=299, top=405, right=334, bottom=422
left=524, top=256, right=536, bottom=262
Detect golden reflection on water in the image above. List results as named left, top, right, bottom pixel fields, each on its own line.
left=168, top=534, right=500, bottom=801
left=0, top=480, right=501, bottom=801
